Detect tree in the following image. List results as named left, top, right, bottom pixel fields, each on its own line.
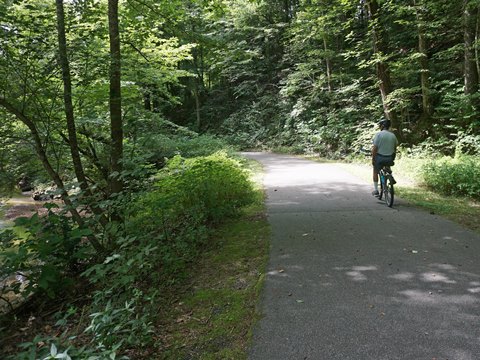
left=365, top=0, right=397, bottom=129
left=414, top=0, right=433, bottom=121
left=108, top=0, right=123, bottom=197
left=56, top=0, right=87, bottom=193
left=464, top=0, right=479, bottom=95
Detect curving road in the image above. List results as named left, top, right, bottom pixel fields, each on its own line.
left=244, top=152, right=480, bottom=360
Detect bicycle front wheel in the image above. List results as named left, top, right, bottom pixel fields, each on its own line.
left=384, top=176, right=394, bottom=207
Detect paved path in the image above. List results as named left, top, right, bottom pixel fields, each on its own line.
left=244, top=152, right=480, bottom=360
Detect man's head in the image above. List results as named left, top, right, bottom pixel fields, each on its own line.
left=378, top=118, right=391, bottom=130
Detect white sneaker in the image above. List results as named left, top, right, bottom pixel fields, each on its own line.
left=372, top=190, right=379, bottom=197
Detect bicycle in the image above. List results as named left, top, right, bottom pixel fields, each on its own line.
left=377, top=163, right=396, bottom=207
left=359, top=148, right=396, bottom=207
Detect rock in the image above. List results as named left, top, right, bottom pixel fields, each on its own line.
left=32, top=192, right=54, bottom=201
left=17, top=177, right=33, bottom=192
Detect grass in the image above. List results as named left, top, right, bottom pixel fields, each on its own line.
left=158, top=161, right=270, bottom=359
left=340, top=156, right=480, bottom=234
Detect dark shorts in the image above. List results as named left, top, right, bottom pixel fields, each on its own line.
left=374, top=154, right=394, bottom=171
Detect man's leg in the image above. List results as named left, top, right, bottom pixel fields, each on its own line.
left=372, top=166, right=379, bottom=196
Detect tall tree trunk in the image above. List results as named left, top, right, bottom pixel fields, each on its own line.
left=366, top=0, right=398, bottom=130
left=143, top=90, right=151, bottom=111
left=476, top=6, right=480, bottom=78
left=464, top=0, right=479, bottom=96
left=191, top=40, right=202, bottom=131
left=414, top=0, right=433, bottom=120
left=284, top=0, right=290, bottom=22
left=56, top=0, right=87, bottom=187
left=56, top=0, right=109, bottom=229
left=108, top=0, right=123, bottom=196
left=323, top=35, right=332, bottom=92
left=194, top=79, right=201, bottom=131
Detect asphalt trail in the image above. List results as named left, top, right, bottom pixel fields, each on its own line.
left=244, top=152, right=480, bottom=360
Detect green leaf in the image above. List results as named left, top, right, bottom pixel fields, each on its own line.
left=50, top=343, right=58, bottom=357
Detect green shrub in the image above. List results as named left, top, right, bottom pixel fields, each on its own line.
left=134, top=152, right=256, bottom=228
left=175, top=134, right=237, bottom=158
left=0, top=206, right=93, bottom=299
left=84, top=289, right=154, bottom=351
left=422, top=156, right=480, bottom=199
left=127, top=133, right=235, bottom=168
left=118, top=152, right=256, bottom=283
left=160, top=152, right=256, bottom=222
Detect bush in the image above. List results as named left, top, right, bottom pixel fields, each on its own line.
left=422, top=156, right=480, bottom=199
left=175, top=134, right=237, bottom=158
left=131, top=152, right=256, bottom=235
left=127, top=133, right=236, bottom=168
left=159, top=152, right=256, bottom=222
left=0, top=206, right=93, bottom=299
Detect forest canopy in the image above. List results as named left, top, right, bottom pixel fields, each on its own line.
left=1, top=0, right=480, bottom=194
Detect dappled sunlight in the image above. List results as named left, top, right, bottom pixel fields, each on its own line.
left=432, top=263, right=457, bottom=271
left=388, top=272, right=415, bottom=281
left=345, top=271, right=368, bottom=281
left=334, top=262, right=480, bottom=312
left=352, top=265, right=377, bottom=271
left=345, top=266, right=379, bottom=282
left=267, top=180, right=367, bottom=193
left=445, top=349, right=478, bottom=360
left=332, top=265, right=379, bottom=282
left=268, top=200, right=301, bottom=206
left=267, top=265, right=305, bottom=277
left=267, top=269, right=289, bottom=277
left=398, top=289, right=478, bottom=306
left=420, top=272, right=456, bottom=284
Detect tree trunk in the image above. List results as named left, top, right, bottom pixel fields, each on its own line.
left=414, top=0, right=433, bottom=120
left=56, top=0, right=109, bottom=229
left=366, top=0, right=398, bottom=130
left=194, top=79, right=201, bottom=131
left=323, top=35, right=332, bottom=92
left=143, top=90, right=151, bottom=111
left=476, top=6, right=480, bottom=79
left=56, top=0, right=88, bottom=188
left=191, top=40, right=202, bottom=131
left=464, top=0, right=479, bottom=96
left=108, top=0, right=123, bottom=196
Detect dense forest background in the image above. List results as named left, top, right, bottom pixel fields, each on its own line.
left=2, top=0, right=480, bottom=194
left=1, top=0, right=480, bottom=358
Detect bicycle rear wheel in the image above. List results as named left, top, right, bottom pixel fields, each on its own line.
left=384, top=176, right=394, bottom=207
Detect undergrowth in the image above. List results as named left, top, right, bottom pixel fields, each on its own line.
left=0, top=152, right=262, bottom=359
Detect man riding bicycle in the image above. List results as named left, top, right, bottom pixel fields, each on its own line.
left=372, top=118, right=398, bottom=197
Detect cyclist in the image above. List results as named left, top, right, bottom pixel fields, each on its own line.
left=372, top=118, right=398, bottom=197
